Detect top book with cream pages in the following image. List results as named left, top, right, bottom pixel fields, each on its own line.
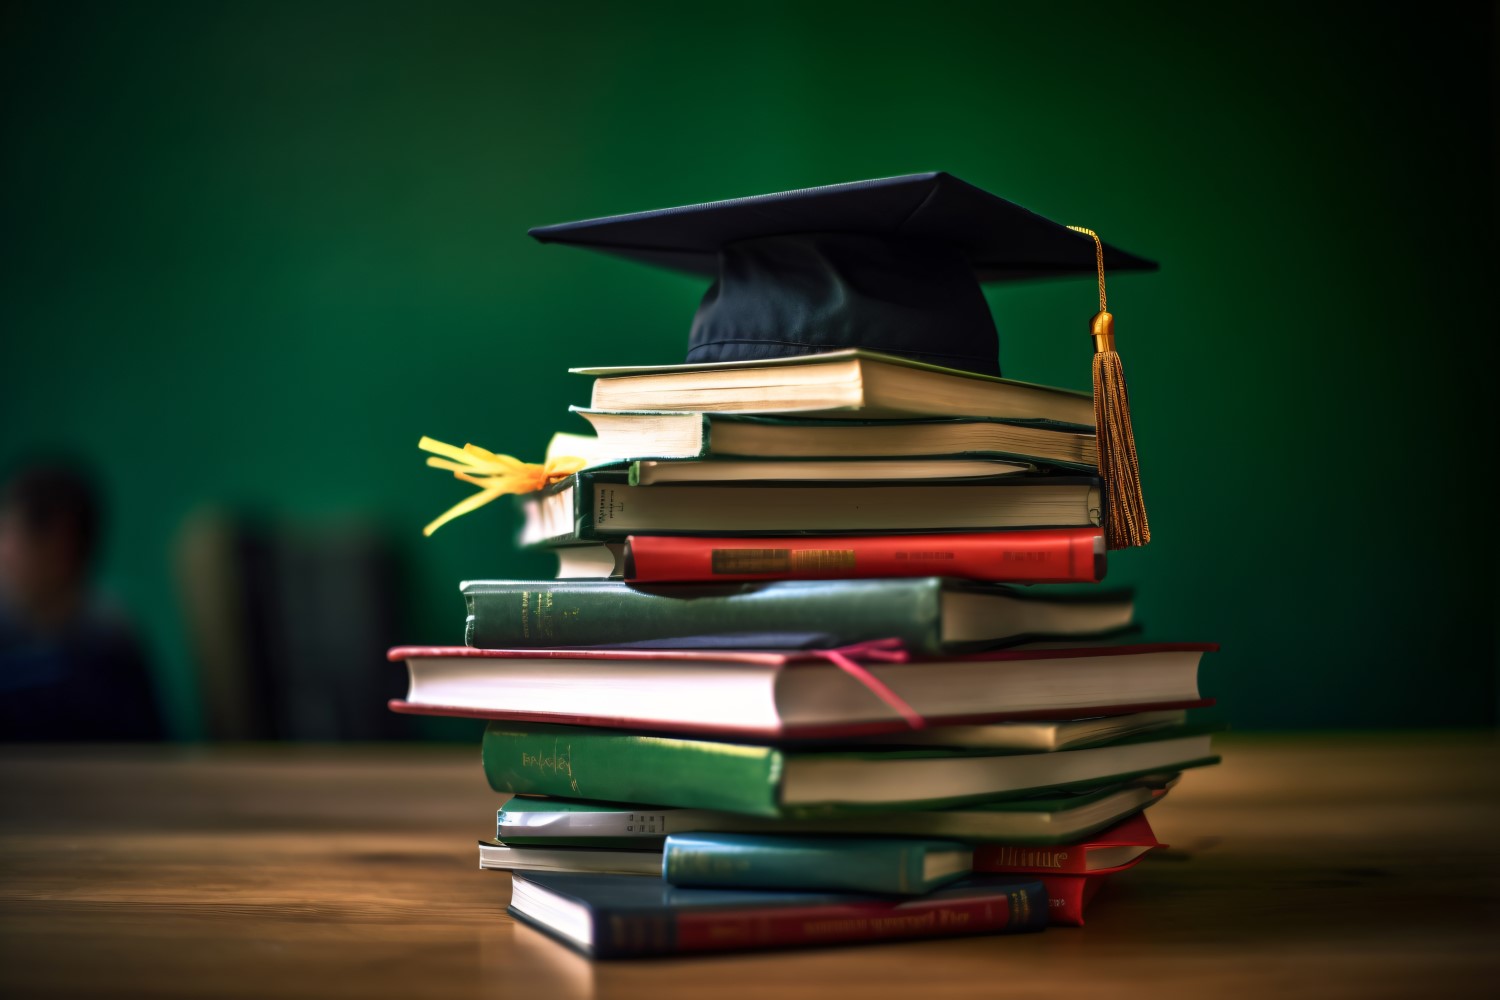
left=573, top=349, right=1097, bottom=427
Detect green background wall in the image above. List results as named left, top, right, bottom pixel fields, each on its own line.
left=2, top=1, right=1494, bottom=737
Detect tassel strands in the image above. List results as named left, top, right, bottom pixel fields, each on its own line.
left=1066, top=227, right=1150, bottom=549
left=418, top=436, right=586, bottom=537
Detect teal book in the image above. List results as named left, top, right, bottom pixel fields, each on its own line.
left=516, top=468, right=1102, bottom=546
left=460, top=577, right=1133, bottom=653
left=662, top=833, right=972, bottom=895
left=481, top=721, right=1219, bottom=818
left=497, top=777, right=1177, bottom=847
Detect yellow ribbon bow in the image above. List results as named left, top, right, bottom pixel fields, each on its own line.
left=419, top=436, right=586, bottom=536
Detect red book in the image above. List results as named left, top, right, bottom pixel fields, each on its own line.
left=624, top=528, right=1104, bottom=584
left=973, top=812, right=1162, bottom=875
left=1037, top=875, right=1108, bottom=927
left=975, top=813, right=1163, bottom=927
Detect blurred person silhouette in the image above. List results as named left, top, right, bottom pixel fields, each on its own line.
left=0, top=459, right=163, bottom=740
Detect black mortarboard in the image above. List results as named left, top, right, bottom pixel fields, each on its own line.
left=528, top=172, right=1157, bottom=378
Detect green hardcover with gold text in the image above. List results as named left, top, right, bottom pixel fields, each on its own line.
left=481, top=721, right=1219, bottom=818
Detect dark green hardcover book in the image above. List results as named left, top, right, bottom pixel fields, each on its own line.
left=481, top=721, right=1219, bottom=818
left=516, top=468, right=1101, bottom=546
left=461, top=577, right=1133, bottom=653
left=662, top=833, right=972, bottom=894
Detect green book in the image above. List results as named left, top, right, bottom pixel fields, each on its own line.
left=662, top=833, right=972, bottom=895
left=497, top=778, right=1178, bottom=848
left=482, top=721, right=1218, bottom=818
left=516, top=468, right=1102, bottom=546
left=460, top=577, right=1133, bottom=653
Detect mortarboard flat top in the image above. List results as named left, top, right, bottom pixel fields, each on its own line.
left=529, top=172, right=1156, bottom=282
left=528, top=173, right=1157, bottom=376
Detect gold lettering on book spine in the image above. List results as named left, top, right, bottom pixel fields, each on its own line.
left=711, top=548, right=856, bottom=574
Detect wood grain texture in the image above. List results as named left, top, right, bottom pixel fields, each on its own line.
left=2, top=733, right=1497, bottom=999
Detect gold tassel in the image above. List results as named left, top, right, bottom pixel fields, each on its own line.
left=418, top=436, right=586, bottom=537
left=1066, top=227, right=1150, bottom=549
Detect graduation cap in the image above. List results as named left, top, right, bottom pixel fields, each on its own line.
left=528, top=172, right=1152, bottom=548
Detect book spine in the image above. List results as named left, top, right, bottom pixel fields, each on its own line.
left=481, top=723, right=784, bottom=817
left=1037, top=875, right=1103, bottom=927
left=463, top=579, right=944, bottom=653
left=594, top=883, right=1047, bottom=957
left=662, top=835, right=953, bottom=895
left=626, top=529, right=1103, bottom=583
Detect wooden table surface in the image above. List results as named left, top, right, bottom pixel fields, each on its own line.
left=2, top=732, right=1497, bottom=999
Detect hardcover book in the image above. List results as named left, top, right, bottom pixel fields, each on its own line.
left=573, top=348, right=1097, bottom=426
left=629, top=456, right=1035, bottom=485
left=662, top=833, right=971, bottom=895
left=973, top=812, right=1162, bottom=875
left=389, top=641, right=1213, bottom=739
left=458, top=578, right=1133, bottom=654
left=623, top=528, right=1105, bottom=584
left=496, top=778, right=1176, bottom=847
left=479, top=721, right=1219, bottom=817
left=508, top=870, right=1048, bottom=958
left=556, top=409, right=1098, bottom=469
left=518, top=469, right=1102, bottom=546
left=973, top=813, right=1162, bottom=926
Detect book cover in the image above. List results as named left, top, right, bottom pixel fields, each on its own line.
left=389, top=640, right=1215, bottom=739
left=624, top=528, right=1105, bottom=584
left=571, top=348, right=1097, bottom=427
left=495, top=778, right=1174, bottom=847
left=508, top=870, right=1048, bottom=958
left=570, top=408, right=1098, bottom=468
left=517, top=469, right=1103, bottom=546
left=662, top=833, right=972, bottom=895
left=627, top=456, right=1036, bottom=486
left=480, top=721, right=1219, bottom=817
left=459, top=577, right=1132, bottom=653
left=973, top=812, right=1162, bottom=875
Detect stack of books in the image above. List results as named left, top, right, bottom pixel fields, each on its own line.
left=392, top=173, right=1219, bottom=957
left=391, top=350, right=1220, bottom=957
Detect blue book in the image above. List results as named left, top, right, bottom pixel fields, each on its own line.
left=508, top=871, right=1047, bottom=958
left=663, top=833, right=972, bottom=895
